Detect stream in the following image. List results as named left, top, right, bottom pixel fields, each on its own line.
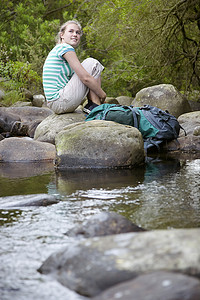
left=0, top=155, right=200, bottom=300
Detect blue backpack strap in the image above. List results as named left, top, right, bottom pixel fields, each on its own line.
left=101, top=105, right=118, bottom=120
left=127, top=106, right=140, bottom=128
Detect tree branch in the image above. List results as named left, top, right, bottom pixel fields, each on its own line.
left=44, top=0, right=76, bottom=18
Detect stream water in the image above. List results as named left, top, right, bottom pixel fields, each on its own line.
left=0, top=154, right=200, bottom=300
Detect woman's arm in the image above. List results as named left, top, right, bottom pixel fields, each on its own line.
left=63, top=51, right=106, bottom=102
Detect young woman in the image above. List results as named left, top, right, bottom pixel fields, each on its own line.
left=43, top=20, right=106, bottom=114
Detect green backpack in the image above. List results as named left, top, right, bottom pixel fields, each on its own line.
left=85, top=103, right=184, bottom=151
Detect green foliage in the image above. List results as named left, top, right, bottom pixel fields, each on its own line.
left=5, top=61, right=40, bottom=88
left=0, top=42, right=41, bottom=87
left=0, top=88, right=25, bottom=107
left=83, top=0, right=200, bottom=94
left=0, top=0, right=199, bottom=102
left=0, top=42, right=41, bottom=106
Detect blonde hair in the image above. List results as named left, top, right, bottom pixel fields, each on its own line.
left=56, top=20, right=82, bottom=44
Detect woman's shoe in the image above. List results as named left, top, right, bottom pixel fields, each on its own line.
left=83, top=102, right=99, bottom=114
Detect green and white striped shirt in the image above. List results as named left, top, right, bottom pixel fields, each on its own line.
left=43, top=43, right=75, bottom=102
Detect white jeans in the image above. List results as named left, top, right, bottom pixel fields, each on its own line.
left=47, top=57, right=104, bottom=114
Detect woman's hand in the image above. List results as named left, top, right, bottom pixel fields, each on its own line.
left=100, top=93, right=107, bottom=103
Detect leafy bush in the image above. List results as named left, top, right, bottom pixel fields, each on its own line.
left=0, top=46, right=42, bottom=106
left=0, top=59, right=41, bottom=90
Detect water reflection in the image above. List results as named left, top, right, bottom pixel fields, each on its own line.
left=0, top=162, right=55, bottom=197
left=0, top=162, right=54, bottom=179
left=56, top=167, right=145, bottom=195
left=110, top=158, right=200, bottom=229
left=144, top=156, right=181, bottom=182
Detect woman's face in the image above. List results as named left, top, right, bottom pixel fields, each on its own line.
left=60, top=23, right=81, bottom=48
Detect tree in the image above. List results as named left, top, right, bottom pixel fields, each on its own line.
left=154, top=0, right=200, bottom=90
left=83, top=0, right=200, bottom=95
left=0, top=0, right=85, bottom=96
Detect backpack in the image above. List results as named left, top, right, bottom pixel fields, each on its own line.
left=85, top=103, right=185, bottom=152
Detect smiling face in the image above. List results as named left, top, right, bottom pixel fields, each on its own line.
left=60, top=23, right=81, bottom=48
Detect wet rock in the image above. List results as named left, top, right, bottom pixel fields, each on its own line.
left=132, top=84, right=191, bottom=118
left=93, top=271, right=200, bottom=300
left=38, top=228, right=200, bottom=297
left=178, top=111, right=200, bottom=136
left=66, top=212, right=146, bottom=238
left=0, top=137, right=56, bottom=162
left=55, top=120, right=145, bottom=169
left=0, top=194, right=59, bottom=208
left=34, top=110, right=86, bottom=144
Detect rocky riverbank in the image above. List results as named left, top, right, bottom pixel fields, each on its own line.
left=0, top=83, right=200, bottom=168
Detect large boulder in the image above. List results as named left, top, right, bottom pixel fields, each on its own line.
left=94, top=271, right=200, bottom=300
left=178, top=111, right=200, bottom=136
left=132, top=84, right=191, bottom=118
left=7, top=106, right=53, bottom=123
left=116, top=96, right=134, bottom=106
left=38, top=228, right=200, bottom=297
left=34, top=110, right=86, bottom=144
left=0, top=106, right=53, bottom=137
left=162, top=111, right=200, bottom=154
left=55, top=120, right=145, bottom=169
left=0, top=137, right=56, bottom=162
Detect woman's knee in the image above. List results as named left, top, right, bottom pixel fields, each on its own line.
left=82, top=57, right=98, bottom=65
left=81, top=57, right=104, bottom=78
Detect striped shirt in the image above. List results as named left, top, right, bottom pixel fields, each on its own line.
left=43, top=43, right=75, bottom=102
